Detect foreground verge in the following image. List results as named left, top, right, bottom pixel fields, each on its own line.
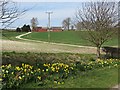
left=1, top=52, right=119, bottom=89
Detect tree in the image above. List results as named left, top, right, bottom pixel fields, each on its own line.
left=62, top=17, right=71, bottom=30
left=21, top=24, right=31, bottom=32
left=0, top=0, right=27, bottom=28
left=16, top=27, right=21, bottom=32
left=71, top=25, right=74, bottom=30
left=21, top=24, right=27, bottom=32
left=26, top=25, right=31, bottom=32
left=31, top=17, right=38, bottom=31
left=75, top=1, right=118, bottom=58
left=74, top=22, right=84, bottom=30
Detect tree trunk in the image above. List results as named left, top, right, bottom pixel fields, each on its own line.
left=97, top=47, right=101, bottom=58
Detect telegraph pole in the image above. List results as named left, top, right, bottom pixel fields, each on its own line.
left=46, top=11, right=53, bottom=42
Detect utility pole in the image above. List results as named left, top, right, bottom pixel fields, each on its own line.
left=46, top=11, right=53, bottom=42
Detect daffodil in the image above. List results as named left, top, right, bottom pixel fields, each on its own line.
left=61, top=82, right=64, bottom=84
left=7, top=64, right=11, bottom=68
left=54, top=81, right=57, bottom=84
left=29, top=66, right=33, bottom=69
left=114, top=64, right=118, bottom=67
left=24, top=69, right=27, bottom=72
left=58, top=82, right=60, bottom=84
left=22, top=75, right=25, bottom=78
left=18, top=76, right=22, bottom=80
left=2, top=65, right=5, bottom=68
left=0, top=78, right=2, bottom=81
left=2, top=70, right=4, bottom=72
left=37, top=68, right=40, bottom=71
left=3, top=74, right=5, bottom=77
left=11, top=72, right=14, bottom=75
left=22, top=63, right=24, bottom=67
left=70, top=67, right=73, bottom=70
left=6, top=70, right=8, bottom=73
left=16, top=66, right=21, bottom=71
left=46, top=69, right=48, bottom=72
left=37, top=76, right=41, bottom=80
left=51, top=67, right=55, bottom=72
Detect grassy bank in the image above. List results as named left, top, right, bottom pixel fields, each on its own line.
left=2, top=52, right=119, bottom=88
left=21, top=66, right=118, bottom=88
left=22, top=31, right=118, bottom=46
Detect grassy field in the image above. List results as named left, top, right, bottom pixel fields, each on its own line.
left=21, top=66, right=118, bottom=88
left=1, top=30, right=25, bottom=40
left=22, top=31, right=118, bottom=46
left=1, top=30, right=118, bottom=46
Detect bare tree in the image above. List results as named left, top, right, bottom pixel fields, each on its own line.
left=31, top=17, right=38, bottom=31
left=62, top=17, right=71, bottom=30
left=74, top=22, right=84, bottom=30
left=75, top=1, right=118, bottom=58
left=0, top=0, right=28, bottom=28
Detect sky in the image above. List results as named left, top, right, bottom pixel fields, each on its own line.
left=1, top=0, right=119, bottom=29
left=3, top=2, right=83, bottom=29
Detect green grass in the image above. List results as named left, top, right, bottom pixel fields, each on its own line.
left=22, top=31, right=118, bottom=46
left=1, top=30, right=25, bottom=40
left=1, top=30, right=118, bottom=46
left=21, top=66, right=118, bottom=88
left=22, top=31, right=91, bottom=46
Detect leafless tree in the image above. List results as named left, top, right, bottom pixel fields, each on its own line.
left=75, top=1, right=118, bottom=58
left=74, top=22, right=84, bottom=30
left=31, top=17, right=38, bottom=31
left=0, top=0, right=28, bottom=28
left=62, top=17, right=71, bottom=30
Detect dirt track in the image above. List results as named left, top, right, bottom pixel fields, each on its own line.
left=2, top=39, right=98, bottom=54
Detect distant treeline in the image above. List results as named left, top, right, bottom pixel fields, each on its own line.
left=16, top=24, right=31, bottom=32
